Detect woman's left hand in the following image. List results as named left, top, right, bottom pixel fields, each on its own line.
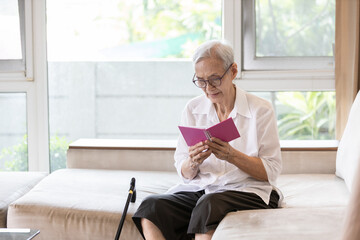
left=205, top=137, right=234, bottom=162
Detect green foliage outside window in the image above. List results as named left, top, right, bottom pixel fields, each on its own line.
left=0, top=134, right=70, bottom=172
left=0, top=135, right=28, bottom=171
left=277, top=92, right=335, bottom=140
left=92, top=0, right=222, bottom=58
left=49, top=135, right=71, bottom=172
left=256, top=0, right=335, bottom=57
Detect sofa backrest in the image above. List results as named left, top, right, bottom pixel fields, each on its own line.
left=67, top=139, right=338, bottom=174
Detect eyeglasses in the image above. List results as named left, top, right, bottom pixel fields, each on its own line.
left=192, top=63, right=233, bottom=88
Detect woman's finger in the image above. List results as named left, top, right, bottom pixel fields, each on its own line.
left=207, top=141, right=232, bottom=161
left=194, top=144, right=208, bottom=155
left=189, top=141, right=202, bottom=152
left=206, top=140, right=225, bottom=152
left=197, top=149, right=212, bottom=163
left=189, top=141, right=204, bottom=152
left=189, top=143, right=209, bottom=160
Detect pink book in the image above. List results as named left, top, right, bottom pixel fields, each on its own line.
left=178, top=118, right=241, bottom=146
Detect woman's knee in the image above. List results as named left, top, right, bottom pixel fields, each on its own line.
left=140, top=195, right=167, bottom=211
left=191, top=192, right=231, bottom=223
left=195, top=193, right=222, bottom=210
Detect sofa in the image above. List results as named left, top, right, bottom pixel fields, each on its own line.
left=6, top=91, right=360, bottom=240
left=5, top=142, right=347, bottom=240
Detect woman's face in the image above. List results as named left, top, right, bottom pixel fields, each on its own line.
left=194, top=58, right=237, bottom=104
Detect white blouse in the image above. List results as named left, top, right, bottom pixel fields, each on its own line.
left=168, top=87, right=283, bottom=205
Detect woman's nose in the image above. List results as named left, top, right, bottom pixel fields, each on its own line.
left=206, top=82, right=216, bottom=90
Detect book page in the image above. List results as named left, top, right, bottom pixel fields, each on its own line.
left=178, top=126, right=207, bottom=146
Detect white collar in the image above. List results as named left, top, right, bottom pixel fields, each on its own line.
left=191, top=86, right=252, bottom=120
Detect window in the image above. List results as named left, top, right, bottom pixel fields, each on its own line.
left=0, top=0, right=339, bottom=173
left=0, top=0, right=48, bottom=172
left=44, top=0, right=336, bottom=171
left=0, top=0, right=22, bottom=60
left=242, top=0, right=335, bottom=70
left=0, top=1, right=28, bottom=172
left=0, top=0, right=26, bottom=73
left=252, top=91, right=335, bottom=140
left=47, top=0, right=222, bottom=171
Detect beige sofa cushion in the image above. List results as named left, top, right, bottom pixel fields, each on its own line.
left=212, top=207, right=346, bottom=240
left=0, top=172, right=47, bottom=227
left=278, top=174, right=349, bottom=208
left=7, top=169, right=180, bottom=240
left=212, top=174, right=349, bottom=239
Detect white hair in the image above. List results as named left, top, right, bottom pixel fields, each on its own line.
left=192, top=40, right=234, bottom=70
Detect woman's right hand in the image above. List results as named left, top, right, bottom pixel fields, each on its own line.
left=189, top=141, right=212, bottom=167
left=181, top=141, right=212, bottom=180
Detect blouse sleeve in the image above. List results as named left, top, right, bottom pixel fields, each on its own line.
left=256, top=103, right=282, bottom=186
left=174, top=105, right=193, bottom=183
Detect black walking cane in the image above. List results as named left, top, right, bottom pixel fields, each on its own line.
left=114, top=177, right=136, bottom=240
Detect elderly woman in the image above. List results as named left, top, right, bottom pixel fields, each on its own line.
left=132, top=40, right=283, bottom=240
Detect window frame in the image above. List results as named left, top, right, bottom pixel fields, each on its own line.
left=0, top=0, right=49, bottom=172
left=223, top=0, right=335, bottom=91
left=242, top=0, right=335, bottom=71
left=0, top=0, right=34, bottom=80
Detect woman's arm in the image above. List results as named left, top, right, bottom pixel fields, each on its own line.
left=206, top=138, right=268, bottom=181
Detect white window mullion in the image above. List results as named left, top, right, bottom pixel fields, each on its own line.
left=26, top=85, right=38, bottom=171
left=30, top=0, right=49, bottom=172
left=222, top=0, right=235, bottom=45
left=223, top=0, right=242, bottom=78
left=233, top=0, right=241, bottom=78
left=25, top=0, right=34, bottom=81
left=0, top=81, right=31, bottom=91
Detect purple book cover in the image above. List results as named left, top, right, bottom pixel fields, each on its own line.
left=178, top=118, right=241, bottom=146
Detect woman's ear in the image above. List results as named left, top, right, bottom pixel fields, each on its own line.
left=231, top=63, right=238, bottom=79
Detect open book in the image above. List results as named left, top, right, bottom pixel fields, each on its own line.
left=178, top=118, right=240, bottom=146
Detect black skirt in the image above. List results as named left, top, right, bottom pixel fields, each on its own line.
left=132, top=190, right=279, bottom=240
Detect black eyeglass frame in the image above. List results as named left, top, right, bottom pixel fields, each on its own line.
left=192, top=63, right=234, bottom=88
